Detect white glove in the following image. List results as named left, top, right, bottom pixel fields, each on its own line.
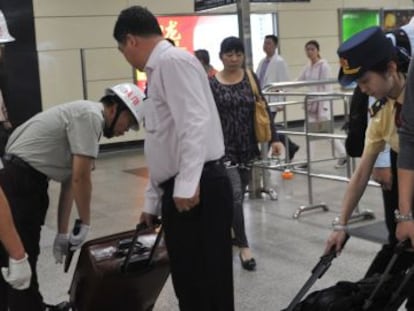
left=1, top=253, right=32, bottom=290
left=69, top=224, right=90, bottom=251
left=53, top=233, right=69, bottom=264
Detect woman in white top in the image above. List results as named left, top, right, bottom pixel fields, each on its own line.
left=297, top=40, right=346, bottom=169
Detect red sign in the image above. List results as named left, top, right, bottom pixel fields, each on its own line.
left=135, top=16, right=200, bottom=90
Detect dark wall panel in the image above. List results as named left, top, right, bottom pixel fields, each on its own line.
left=0, top=0, right=42, bottom=126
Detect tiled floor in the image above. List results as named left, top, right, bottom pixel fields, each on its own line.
left=36, top=136, right=408, bottom=310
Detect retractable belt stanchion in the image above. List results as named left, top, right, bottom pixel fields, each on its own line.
left=260, top=142, right=278, bottom=200
left=248, top=142, right=278, bottom=201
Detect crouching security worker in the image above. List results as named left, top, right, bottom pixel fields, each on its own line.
left=0, top=83, right=145, bottom=311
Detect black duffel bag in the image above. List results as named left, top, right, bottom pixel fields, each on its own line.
left=292, top=272, right=407, bottom=311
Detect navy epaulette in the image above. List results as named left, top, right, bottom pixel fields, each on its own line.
left=368, top=97, right=387, bottom=117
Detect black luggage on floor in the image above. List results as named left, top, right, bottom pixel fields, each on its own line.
left=282, top=239, right=414, bottom=311
left=68, top=223, right=170, bottom=311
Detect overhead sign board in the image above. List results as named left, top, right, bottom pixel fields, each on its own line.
left=195, top=0, right=309, bottom=11
left=250, top=0, right=309, bottom=2
left=195, top=0, right=234, bottom=11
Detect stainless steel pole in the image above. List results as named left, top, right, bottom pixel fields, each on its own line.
left=236, top=0, right=253, bottom=69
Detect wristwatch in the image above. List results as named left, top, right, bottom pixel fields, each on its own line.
left=394, top=210, right=414, bottom=222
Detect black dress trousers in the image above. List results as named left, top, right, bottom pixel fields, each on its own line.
left=161, top=161, right=234, bottom=311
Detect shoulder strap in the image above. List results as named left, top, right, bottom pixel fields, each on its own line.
left=246, top=69, right=260, bottom=100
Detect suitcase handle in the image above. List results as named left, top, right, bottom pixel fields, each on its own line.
left=121, top=219, right=163, bottom=273
left=314, top=234, right=350, bottom=275
left=385, top=256, right=414, bottom=310
left=394, top=239, right=412, bottom=253
left=283, top=234, right=350, bottom=311
left=363, top=239, right=412, bottom=310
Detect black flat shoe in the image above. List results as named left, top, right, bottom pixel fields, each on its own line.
left=239, top=253, right=256, bottom=271
left=288, top=144, right=300, bottom=161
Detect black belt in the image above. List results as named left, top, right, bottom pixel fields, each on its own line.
left=203, top=158, right=224, bottom=169
left=3, top=154, right=46, bottom=179
left=159, top=158, right=224, bottom=190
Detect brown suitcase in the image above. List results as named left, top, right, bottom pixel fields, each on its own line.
left=68, top=224, right=170, bottom=311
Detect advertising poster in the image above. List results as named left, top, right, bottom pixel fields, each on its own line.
left=340, top=10, right=380, bottom=42
left=135, top=14, right=275, bottom=89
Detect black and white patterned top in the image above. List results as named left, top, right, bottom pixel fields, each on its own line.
left=210, top=73, right=274, bottom=165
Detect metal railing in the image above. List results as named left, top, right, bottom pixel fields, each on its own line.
left=252, top=79, right=377, bottom=222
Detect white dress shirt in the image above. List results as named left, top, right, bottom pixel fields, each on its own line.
left=143, top=40, right=225, bottom=215
left=256, top=53, right=290, bottom=112
left=400, top=17, right=414, bottom=55
left=256, top=53, right=290, bottom=88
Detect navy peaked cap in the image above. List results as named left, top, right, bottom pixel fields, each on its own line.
left=337, top=26, right=394, bottom=86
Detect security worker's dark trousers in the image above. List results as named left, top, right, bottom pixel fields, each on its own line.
left=160, top=161, right=234, bottom=311
left=0, top=157, right=49, bottom=311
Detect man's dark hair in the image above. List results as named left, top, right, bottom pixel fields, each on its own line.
left=265, top=35, right=278, bottom=46
left=113, top=6, right=162, bottom=43
left=194, top=49, right=210, bottom=66
left=219, top=36, right=245, bottom=56
left=100, top=94, right=126, bottom=110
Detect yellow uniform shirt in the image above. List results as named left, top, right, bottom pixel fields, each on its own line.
left=364, top=89, right=404, bottom=155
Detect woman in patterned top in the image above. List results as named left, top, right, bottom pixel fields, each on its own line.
left=209, top=36, right=283, bottom=271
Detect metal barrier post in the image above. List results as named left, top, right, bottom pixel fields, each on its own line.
left=259, top=81, right=377, bottom=223
left=292, top=94, right=328, bottom=219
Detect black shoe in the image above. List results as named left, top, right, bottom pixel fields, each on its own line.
left=44, top=302, right=72, bottom=311
left=239, top=253, right=256, bottom=271
left=288, top=144, right=300, bottom=161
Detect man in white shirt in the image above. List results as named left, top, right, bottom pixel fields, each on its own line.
left=257, top=35, right=288, bottom=82
left=114, top=6, right=234, bottom=311
left=256, top=35, right=299, bottom=160
left=256, top=35, right=290, bottom=119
